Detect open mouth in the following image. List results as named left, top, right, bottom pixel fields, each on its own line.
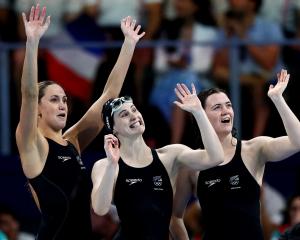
left=129, top=120, right=142, bottom=128
left=221, top=117, right=230, bottom=123
left=57, top=113, right=66, bottom=118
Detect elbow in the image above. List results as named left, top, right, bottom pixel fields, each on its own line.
left=91, top=193, right=110, bottom=216
left=215, top=156, right=224, bottom=165
left=215, top=151, right=225, bottom=165
left=93, top=208, right=110, bottom=217
left=291, top=139, right=300, bottom=150
left=92, top=202, right=110, bottom=216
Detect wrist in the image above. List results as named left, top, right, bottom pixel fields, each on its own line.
left=192, top=107, right=205, bottom=118
left=26, top=37, right=40, bottom=46
left=124, top=37, right=137, bottom=46
left=270, top=94, right=284, bottom=103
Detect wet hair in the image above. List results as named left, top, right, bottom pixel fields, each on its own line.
left=197, top=87, right=228, bottom=109
left=102, top=99, right=115, bottom=133
left=38, top=80, right=63, bottom=103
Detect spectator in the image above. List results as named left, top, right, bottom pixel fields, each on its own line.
left=0, top=204, right=34, bottom=240
left=212, top=0, right=283, bottom=138
left=150, top=0, right=217, bottom=144
left=86, top=0, right=163, bottom=107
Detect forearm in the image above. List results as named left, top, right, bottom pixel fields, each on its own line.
left=102, top=38, right=136, bottom=97
left=21, top=40, right=39, bottom=97
left=193, top=109, right=223, bottom=162
left=92, top=163, right=117, bottom=216
left=272, top=96, right=300, bottom=147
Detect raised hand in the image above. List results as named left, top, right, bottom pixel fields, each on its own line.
left=121, top=16, right=145, bottom=44
left=104, top=134, right=120, bottom=165
left=22, top=4, right=50, bottom=41
left=174, top=83, right=202, bottom=114
left=268, top=69, right=290, bottom=100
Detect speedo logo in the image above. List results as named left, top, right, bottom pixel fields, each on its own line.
left=205, top=178, right=221, bottom=188
left=126, top=178, right=142, bottom=185
left=58, top=156, right=72, bottom=162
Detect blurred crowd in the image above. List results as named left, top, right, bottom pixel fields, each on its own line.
left=2, top=0, right=300, bottom=239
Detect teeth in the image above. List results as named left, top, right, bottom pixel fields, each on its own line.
left=130, top=121, right=140, bottom=128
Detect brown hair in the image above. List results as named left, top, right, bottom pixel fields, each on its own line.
left=38, top=81, right=63, bottom=103
left=197, top=87, right=227, bottom=109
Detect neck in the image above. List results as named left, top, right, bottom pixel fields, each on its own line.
left=118, top=135, right=151, bottom=163
left=219, top=133, right=236, bottom=148
left=39, top=126, right=64, bottom=143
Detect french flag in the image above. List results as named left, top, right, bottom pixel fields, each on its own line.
left=45, top=14, right=105, bottom=102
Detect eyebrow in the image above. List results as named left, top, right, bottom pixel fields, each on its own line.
left=117, top=104, right=135, bottom=116
left=211, top=101, right=231, bottom=108
left=50, top=95, right=67, bottom=98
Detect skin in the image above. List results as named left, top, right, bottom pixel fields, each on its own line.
left=91, top=83, right=224, bottom=216
left=170, top=69, right=300, bottom=239
left=15, top=4, right=145, bottom=183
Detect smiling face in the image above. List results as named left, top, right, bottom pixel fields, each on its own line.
left=38, top=84, right=68, bottom=131
left=204, top=92, right=234, bottom=137
left=112, top=102, right=145, bottom=138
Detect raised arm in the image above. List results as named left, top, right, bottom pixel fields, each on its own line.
left=260, top=69, right=300, bottom=162
left=91, top=134, right=120, bottom=216
left=173, top=84, right=224, bottom=170
left=15, top=4, right=50, bottom=175
left=63, top=16, right=145, bottom=152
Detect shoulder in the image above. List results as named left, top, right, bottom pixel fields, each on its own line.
left=242, top=136, right=273, bottom=149
left=242, top=136, right=273, bottom=160
left=92, top=158, right=109, bottom=170
left=157, top=144, right=190, bottom=155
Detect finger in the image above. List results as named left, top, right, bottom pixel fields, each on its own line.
left=135, top=25, right=141, bottom=34
left=22, top=12, right=27, bottom=24
left=174, top=87, right=184, bottom=102
left=176, top=83, right=187, bottom=97
left=130, top=18, right=136, bottom=29
left=181, top=83, right=191, bottom=95
left=45, top=15, right=51, bottom=27
left=191, top=83, right=196, bottom=95
left=285, top=74, right=290, bottom=83
left=40, top=6, right=47, bottom=24
left=34, top=4, right=40, bottom=21
left=173, top=101, right=183, bottom=109
left=113, top=139, right=119, bottom=148
left=139, top=31, right=146, bottom=38
left=125, top=16, right=131, bottom=27
left=29, top=6, right=34, bottom=21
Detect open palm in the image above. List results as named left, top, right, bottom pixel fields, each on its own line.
left=268, top=69, right=289, bottom=100
left=22, top=4, right=50, bottom=40
left=174, top=83, right=202, bottom=113
left=121, top=16, right=145, bottom=44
